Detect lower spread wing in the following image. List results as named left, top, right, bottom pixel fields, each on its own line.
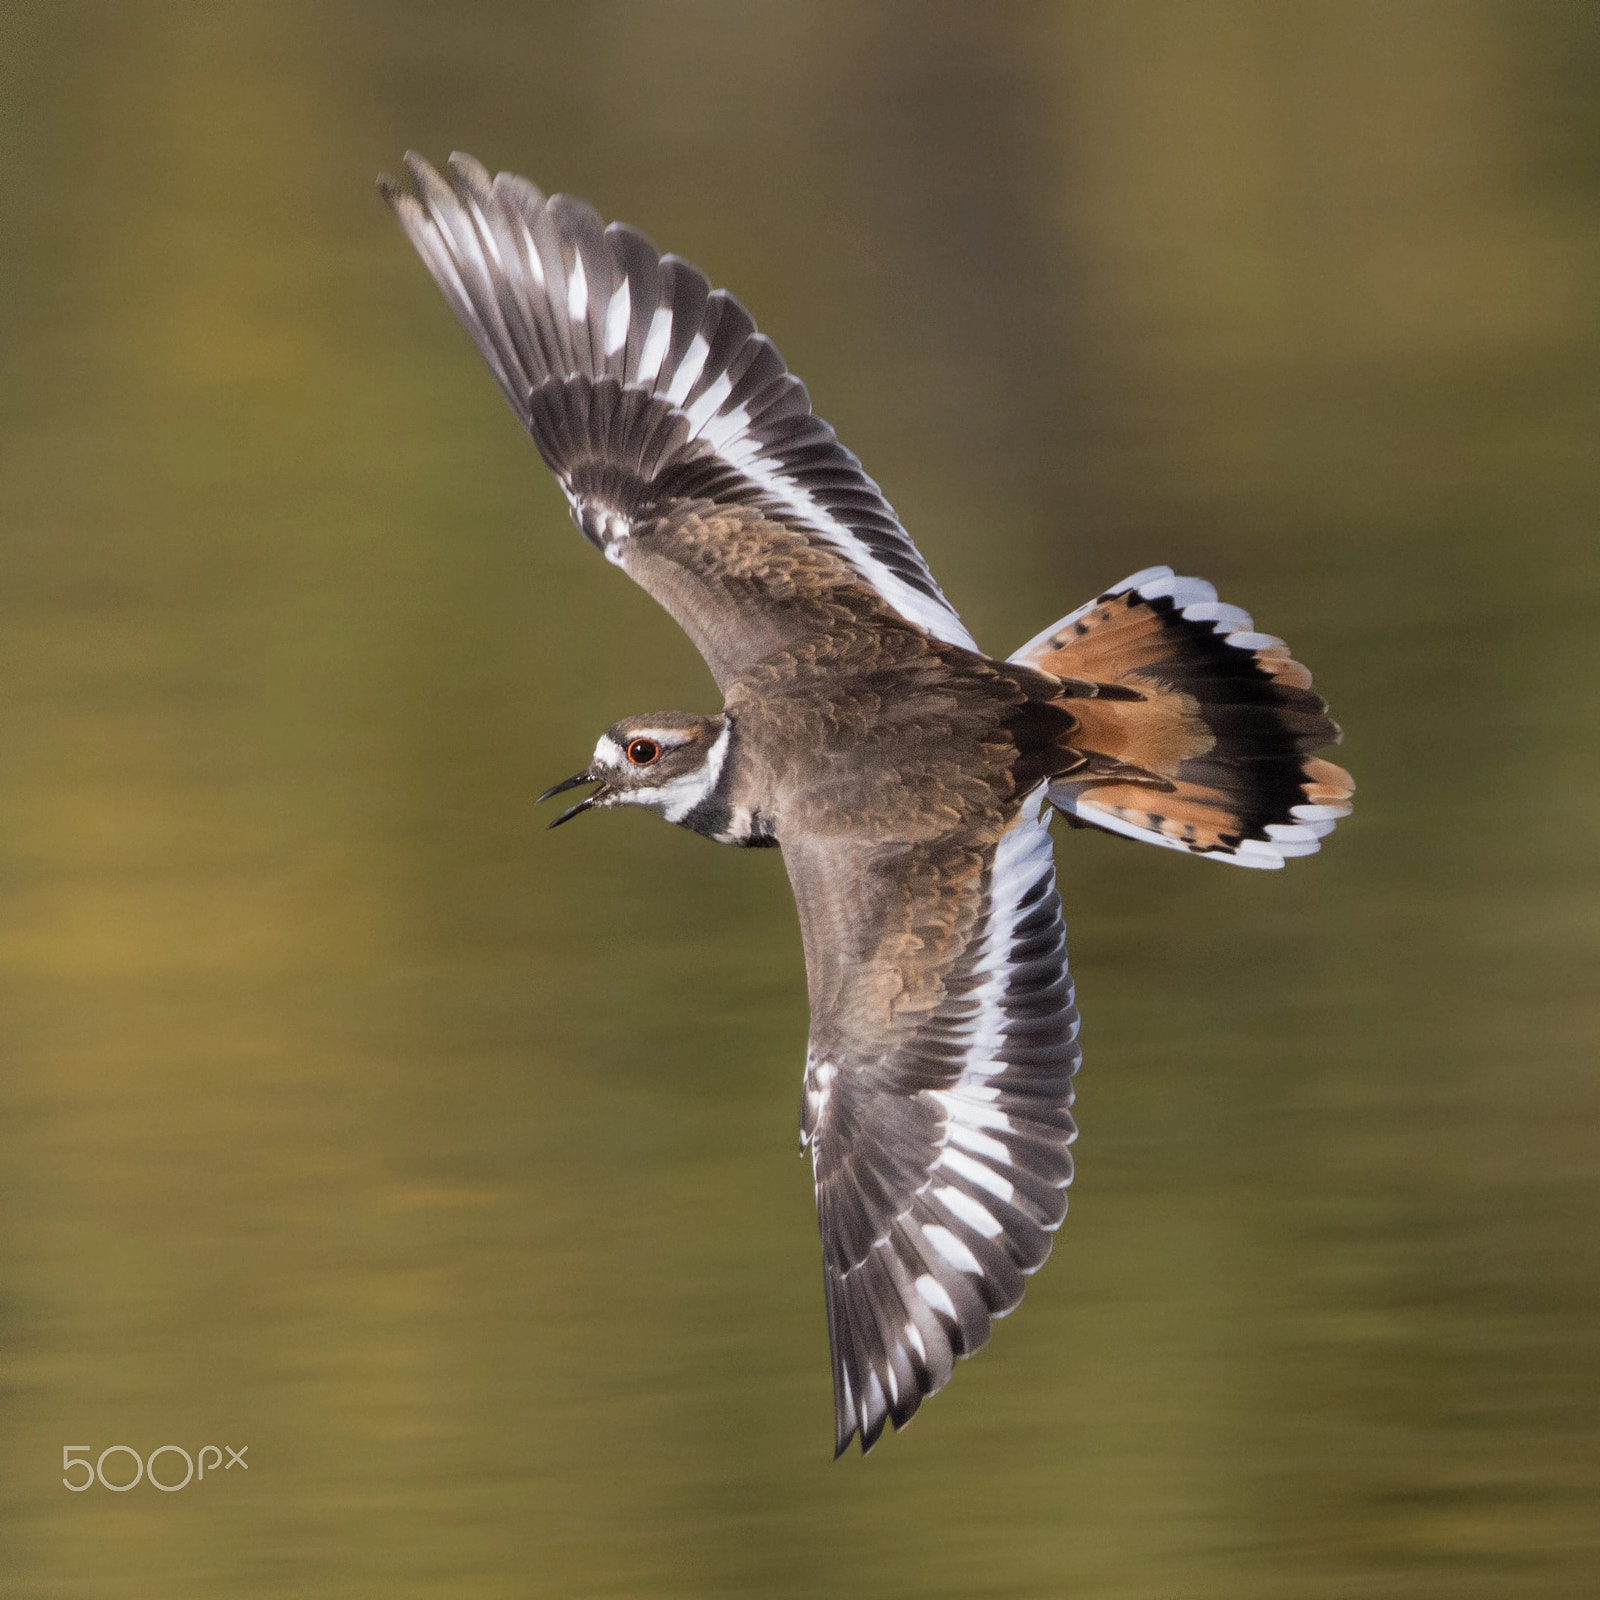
left=380, top=154, right=977, bottom=688
left=784, top=791, right=1080, bottom=1454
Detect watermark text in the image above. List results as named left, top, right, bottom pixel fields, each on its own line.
left=63, top=1445, right=248, bottom=1492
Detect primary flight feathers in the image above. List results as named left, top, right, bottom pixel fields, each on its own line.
left=382, top=153, right=1352, bottom=1455
left=380, top=152, right=976, bottom=657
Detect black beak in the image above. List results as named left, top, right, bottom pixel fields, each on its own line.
left=537, top=768, right=608, bottom=829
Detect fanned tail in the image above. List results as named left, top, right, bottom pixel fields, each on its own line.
left=1012, top=567, right=1353, bottom=868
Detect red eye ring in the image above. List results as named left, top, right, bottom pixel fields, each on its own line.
left=626, top=738, right=661, bottom=766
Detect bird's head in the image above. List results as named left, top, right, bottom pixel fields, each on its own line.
left=539, top=712, right=731, bottom=829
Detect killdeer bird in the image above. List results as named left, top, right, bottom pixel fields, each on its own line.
left=381, top=154, right=1354, bottom=1456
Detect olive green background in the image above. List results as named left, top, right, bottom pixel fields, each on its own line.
left=2, top=2, right=1597, bottom=1595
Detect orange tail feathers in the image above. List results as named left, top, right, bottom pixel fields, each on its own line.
left=1013, top=567, right=1353, bottom=869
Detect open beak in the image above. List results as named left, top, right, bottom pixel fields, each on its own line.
left=537, top=768, right=609, bottom=829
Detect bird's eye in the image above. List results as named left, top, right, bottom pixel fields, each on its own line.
left=626, top=738, right=661, bottom=766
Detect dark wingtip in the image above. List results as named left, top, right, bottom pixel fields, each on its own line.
left=400, top=150, right=447, bottom=200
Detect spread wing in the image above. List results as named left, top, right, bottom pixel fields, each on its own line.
left=785, top=791, right=1080, bottom=1454
left=380, top=153, right=976, bottom=688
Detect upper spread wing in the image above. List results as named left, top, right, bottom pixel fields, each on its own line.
left=784, top=790, right=1080, bottom=1454
left=381, top=154, right=976, bottom=687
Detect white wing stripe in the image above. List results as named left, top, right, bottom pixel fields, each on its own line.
left=635, top=305, right=672, bottom=383
left=515, top=223, right=545, bottom=291
left=697, top=400, right=750, bottom=452
left=565, top=250, right=588, bottom=325
left=663, top=332, right=710, bottom=406
left=915, top=1274, right=958, bottom=1319
left=603, top=280, right=631, bottom=356
left=715, top=429, right=978, bottom=648
left=922, top=1225, right=984, bottom=1275
left=941, top=1119, right=1013, bottom=1166
left=944, top=789, right=1061, bottom=1096
left=939, top=1145, right=1015, bottom=1202
left=682, top=370, right=734, bottom=435
left=933, top=1090, right=1015, bottom=1134
left=865, top=1370, right=887, bottom=1421
left=934, top=1186, right=1004, bottom=1239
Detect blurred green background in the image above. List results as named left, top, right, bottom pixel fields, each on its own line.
left=2, top=2, right=1597, bottom=1595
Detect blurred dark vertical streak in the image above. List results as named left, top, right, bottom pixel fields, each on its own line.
left=840, top=2, right=1132, bottom=632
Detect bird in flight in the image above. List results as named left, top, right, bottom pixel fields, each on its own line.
left=380, top=154, right=1353, bottom=1456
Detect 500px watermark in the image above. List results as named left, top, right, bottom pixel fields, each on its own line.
left=62, top=1445, right=248, bottom=1492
